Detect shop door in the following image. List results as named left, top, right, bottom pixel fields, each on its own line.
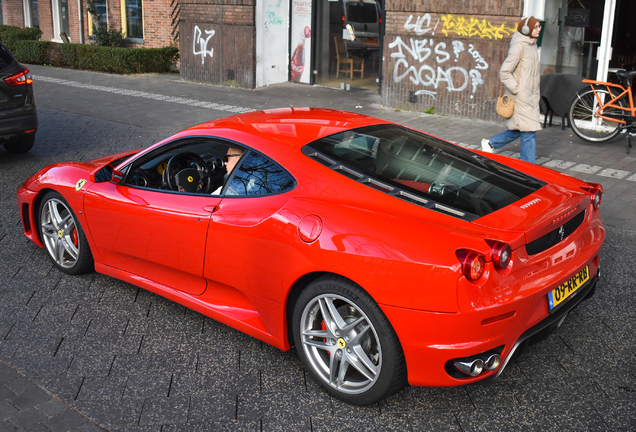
left=312, top=0, right=382, bottom=93
left=539, top=0, right=620, bottom=81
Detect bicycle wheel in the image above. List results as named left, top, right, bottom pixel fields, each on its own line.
left=568, top=86, right=626, bottom=142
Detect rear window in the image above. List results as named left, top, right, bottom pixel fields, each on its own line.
left=0, top=47, right=14, bottom=71
left=346, top=2, right=377, bottom=23
left=302, top=124, right=545, bottom=220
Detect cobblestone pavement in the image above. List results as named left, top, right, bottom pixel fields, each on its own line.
left=0, top=67, right=635, bottom=431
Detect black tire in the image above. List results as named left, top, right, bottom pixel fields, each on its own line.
left=292, top=276, right=406, bottom=405
left=568, top=86, right=625, bottom=142
left=38, top=191, right=94, bottom=275
left=4, top=134, right=35, bottom=153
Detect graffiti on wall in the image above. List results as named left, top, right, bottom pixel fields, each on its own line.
left=405, top=13, right=517, bottom=40
left=193, top=25, right=215, bottom=65
left=441, top=15, right=518, bottom=40
left=388, top=14, right=515, bottom=99
left=389, top=35, right=487, bottom=98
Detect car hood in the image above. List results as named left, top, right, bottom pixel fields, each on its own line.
left=472, top=183, right=590, bottom=244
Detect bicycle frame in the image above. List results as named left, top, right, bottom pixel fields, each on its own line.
left=581, top=78, right=636, bottom=125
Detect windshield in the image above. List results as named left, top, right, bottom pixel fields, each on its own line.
left=302, top=124, right=545, bottom=219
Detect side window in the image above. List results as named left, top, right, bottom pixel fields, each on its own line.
left=226, top=151, right=295, bottom=196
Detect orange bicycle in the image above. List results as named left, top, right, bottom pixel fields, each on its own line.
left=568, top=69, right=636, bottom=153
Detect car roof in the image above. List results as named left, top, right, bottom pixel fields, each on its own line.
left=181, top=108, right=391, bottom=152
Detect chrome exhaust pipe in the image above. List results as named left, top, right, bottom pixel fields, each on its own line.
left=454, top=359, right=484, bottom=377
left=483, top=353, right=501, bottom=371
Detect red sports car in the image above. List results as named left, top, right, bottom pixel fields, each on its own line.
left=17, top=108, right=604, bottom=405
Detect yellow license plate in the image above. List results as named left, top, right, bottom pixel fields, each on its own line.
left=547, top=266, right=589, bottom=312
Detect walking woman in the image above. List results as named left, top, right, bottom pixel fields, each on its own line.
left=482, top=16, right=542, bottom=163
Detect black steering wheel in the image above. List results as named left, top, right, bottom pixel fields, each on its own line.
left=165, top=152, right=212, bottom=194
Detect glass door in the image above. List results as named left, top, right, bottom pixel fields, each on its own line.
left=313, top=0, right=381, bottom=92
left=540, top=0, right=606, bottom=79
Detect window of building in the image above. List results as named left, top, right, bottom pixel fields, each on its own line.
left=123, top=0, right=143, bottom=39
left=50, top=0, right=70, bottom=41
left=88, top=0, right=108, bottom=34
left=23, top=0, right=39, bottom=28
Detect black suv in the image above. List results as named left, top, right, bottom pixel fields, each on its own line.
left=0, top=43, right=37, bottom=153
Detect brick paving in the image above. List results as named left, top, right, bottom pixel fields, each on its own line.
left=0, top=66, right=634, bottom=431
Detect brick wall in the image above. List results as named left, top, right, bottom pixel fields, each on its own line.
left=3, top=0, right=25, bottom=26
left=180, top=0, right=255, bottom=88
left=381, top=2, right=524, bottom=121
left=2, top=0, right=177, bottom=50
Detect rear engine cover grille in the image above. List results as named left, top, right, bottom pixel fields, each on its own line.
left=526, top=209, right=586, bottom=255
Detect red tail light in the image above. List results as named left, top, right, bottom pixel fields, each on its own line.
left=456, top=249, right=485, bottom=281
left=342, top=14, right=345, bottom=27
left=4, top=67, right=33, bottom=86
left=491, top=242, right=511, bottom=270
left=581, top=184, right=602, bottom=210
left=379, top=13, right=382, bottom=24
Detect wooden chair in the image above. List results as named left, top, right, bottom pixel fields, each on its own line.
left=334, top=36, right=364, bottom=80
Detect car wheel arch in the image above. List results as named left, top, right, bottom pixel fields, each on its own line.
left=284, top=271, right=394, bottom=348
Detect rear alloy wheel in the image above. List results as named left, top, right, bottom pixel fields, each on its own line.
left=292, top=276, right=406, bottom=405
left=38, top=191, right=94, bottom=274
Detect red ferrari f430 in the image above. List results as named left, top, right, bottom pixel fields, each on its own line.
left=17, top=109, right=604, bottom=405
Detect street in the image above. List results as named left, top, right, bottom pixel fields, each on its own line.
left=0, top=65, right=635, bottom=431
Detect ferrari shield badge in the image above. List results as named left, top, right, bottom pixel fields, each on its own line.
left=75, top=179, right=87, bottom=192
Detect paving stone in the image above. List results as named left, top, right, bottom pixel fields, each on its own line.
left=35, top=398, right=69, bottom=417
left=161, top=420, right=261, bottom=432
left=170, top=370, right=259, bottom=397
left=0, top=400, right=20, bottom=420
left=110, top=352, right=198, bottom=376
left=67, top=355, right=116, bottom=377
left=456, top=405, right=558, bottom=432
left=72, top=399, right=145, bottom=427
left=465, top=381, right=518, bottom=409
left=407, top=411, right=463, bottom=431
left=188, top=394, right=237, bottom=422
left=312, top=413, right=411, bottom=431
left=42, top=408, right=90, bottom=431
left=547, top=401, right=610, bottom=431
left=123, top=372, right=172, bottom=399
left=77, top=376, right=128, bottom=400
left=510, top=376, right=606, bottom=405
left=5, top=406, right=47, bottom=429
left=261, top=416, right=312, bottom=431
left=195, top=350, right=240, bottom=373
left=138, top=396, right=190, bottom=426
left=237, top=391, right=332, bottom=419
left=260, top=368, right=306, bottom=394
left=9, top=385, right=51, bottom=410
left=380, top=386, right=474, bottom=413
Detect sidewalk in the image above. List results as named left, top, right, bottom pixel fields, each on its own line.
left=28, top=64, right=636, bottom=231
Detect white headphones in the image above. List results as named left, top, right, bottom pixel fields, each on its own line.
left=521, top=17, right=531, bottom=35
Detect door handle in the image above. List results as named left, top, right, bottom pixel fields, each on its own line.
left=203, top=205, right=220, bottom=213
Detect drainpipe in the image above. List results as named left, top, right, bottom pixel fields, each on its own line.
left=78, top=0, right=85, bottom=43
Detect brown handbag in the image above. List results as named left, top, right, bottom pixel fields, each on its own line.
left=496, top=45, right=524, bottom=119
left=496, top=93, right=515, bottom=118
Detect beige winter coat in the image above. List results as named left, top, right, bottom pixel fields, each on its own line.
left=500, top=32, right=542, bottom=132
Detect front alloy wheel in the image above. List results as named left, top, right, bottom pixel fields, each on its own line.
left=39, top=191, right=93, bottom=274
left=293, top=276, right=406, bottom=405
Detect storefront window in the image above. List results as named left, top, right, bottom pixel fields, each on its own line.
left=540, top=0, right=604, bottom=79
